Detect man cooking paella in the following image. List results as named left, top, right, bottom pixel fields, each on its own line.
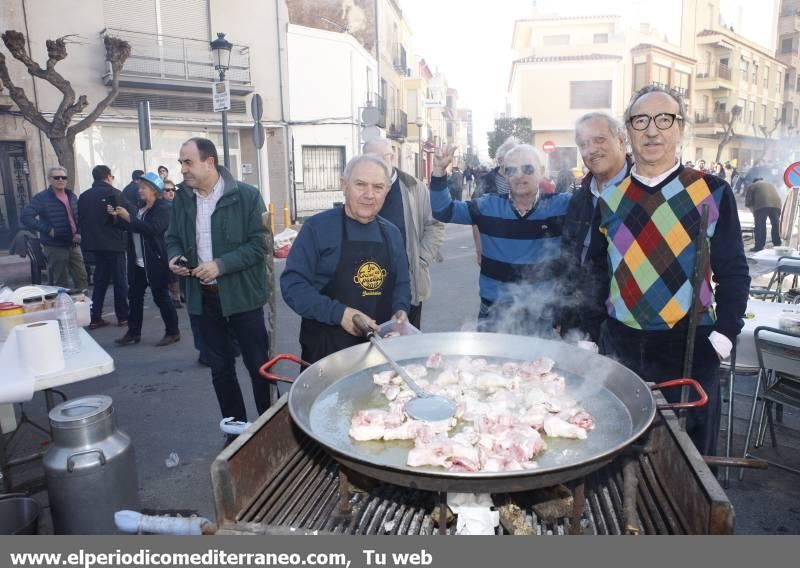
left=281, top=154, right=411, bottom=364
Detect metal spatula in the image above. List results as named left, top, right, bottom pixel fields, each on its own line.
left=353, top=314, right=456, bottom=422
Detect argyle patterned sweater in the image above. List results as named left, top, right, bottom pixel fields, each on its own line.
left=593, top=165, right=749, bottom=341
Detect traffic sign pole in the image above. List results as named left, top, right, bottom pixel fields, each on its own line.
left=782, top=163, right=800, bottom=250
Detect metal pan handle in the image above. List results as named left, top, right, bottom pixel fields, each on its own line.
left=352, top=313, right=376, bottom=338
left=258, top=354, right=308, bottom=383
left=651, top=378, right=708, bottom=410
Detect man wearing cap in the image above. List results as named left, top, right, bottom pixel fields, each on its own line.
left=167, top=137, right=271, bottom=431
left=21, top=166, right=89, bottom=290
left=109, top=172, right=180, bottom=347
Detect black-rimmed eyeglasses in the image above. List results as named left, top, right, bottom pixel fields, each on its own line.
left=504, top=164, right=536, bottom=177
left=628, top=113, right=683, bottom=131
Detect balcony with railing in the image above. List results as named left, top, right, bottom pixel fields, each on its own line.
left=387, top=108, right=408, bottom=140
left=695, top=62, right=733, bottom=95
left=694, top=111, right=733, bottom=131
left=102, top=28, right=252, bottom=92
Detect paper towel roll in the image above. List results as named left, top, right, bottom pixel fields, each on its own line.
left=17, top=320, right=65, bottom=376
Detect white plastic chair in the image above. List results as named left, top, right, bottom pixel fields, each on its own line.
left=740, top=326, right=800, bottom=478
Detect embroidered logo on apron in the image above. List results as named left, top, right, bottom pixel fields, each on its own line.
left=353, top=261, right=387, bottom=297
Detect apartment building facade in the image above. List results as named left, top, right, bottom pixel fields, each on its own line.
left=286, top=24, right=377, bottom=216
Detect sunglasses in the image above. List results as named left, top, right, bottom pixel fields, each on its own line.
left=51, top=176, right=68, bottom=181
left=164, top=188, right=175, bottom=192
left=504, top=164, right=536, bottom=177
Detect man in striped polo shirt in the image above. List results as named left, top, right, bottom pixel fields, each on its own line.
left=431, top=144, right=572, bottom=336
left=588, top=85, right=750, bottom=456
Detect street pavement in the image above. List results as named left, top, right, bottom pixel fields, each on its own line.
left=4, top=223, right=800, bottom=534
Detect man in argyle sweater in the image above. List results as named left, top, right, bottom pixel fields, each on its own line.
left=588, top=86, right=750, bottom=456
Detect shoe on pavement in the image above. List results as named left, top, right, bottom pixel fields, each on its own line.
left=114, top=334, right=141, bottom=346
left=88, top=319, right=110, bottom=330
left=749, top=247, right=763, bottom=252
left=117, top=320, right=128, bottom=327
left=156, top=334, right=181, bottom=347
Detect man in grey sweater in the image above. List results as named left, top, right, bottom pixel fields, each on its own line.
left=362, top=138, right=445, bottom=329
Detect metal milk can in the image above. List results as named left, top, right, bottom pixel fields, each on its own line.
left=43, top=395, right=139, bottom=534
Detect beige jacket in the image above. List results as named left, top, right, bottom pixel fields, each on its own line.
left=395, top=169, right=445, bottom=305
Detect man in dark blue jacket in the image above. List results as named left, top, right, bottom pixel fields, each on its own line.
left=21, top=166, right=88, bottom=290
left=122, top=169, right=144, bottom=210
left=560, top=113, right=631, bottom=342
left=281, top=154, right=410, bottom=364
left=78, top=165, right=130, bottom=328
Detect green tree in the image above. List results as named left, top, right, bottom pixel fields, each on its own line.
left=487, top=117, right=533, bottom=159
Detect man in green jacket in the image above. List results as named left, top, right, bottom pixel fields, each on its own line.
left=744, top=177, right=783, bottom=252
left=167, top=137, right=270, bottom=431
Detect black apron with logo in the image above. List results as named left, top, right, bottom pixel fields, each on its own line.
left=299, top=209, right=396, bottom=364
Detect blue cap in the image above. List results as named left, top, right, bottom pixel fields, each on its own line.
left=139, top=172, right=164, bottom=192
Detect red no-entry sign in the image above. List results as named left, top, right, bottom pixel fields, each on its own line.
left=542, top=140, right=556, bottom=154
left=785, top=162, right=800, bottom=188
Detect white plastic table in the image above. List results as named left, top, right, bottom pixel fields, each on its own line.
left=719, top=299, right=800, bottom=485
left=737, top=299, right=800, bottom=369
left=747, top=249, right=800, bottom=278
left=0, top=328, right=114, bottom=490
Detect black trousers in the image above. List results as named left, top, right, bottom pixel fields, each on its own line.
left=199, top=289, right=271, bottom=421
left=127, top=266, right=179, bottom=337
left=753, top=207, right=781, bottom=250
left=408, top=303, right=422, bottom=330
left=600, top=319, right=721, bottom=456
left=90, top=251, right=128, bottom=322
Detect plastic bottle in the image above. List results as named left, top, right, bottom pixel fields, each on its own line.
left=55, top=288, right=81, bottom=354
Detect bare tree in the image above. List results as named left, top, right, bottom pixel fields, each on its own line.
left=715, top=105, right=742, bottom=163
left=0, top=30, right=130, bottom=181
left=753, top=117, right=783, bottom=162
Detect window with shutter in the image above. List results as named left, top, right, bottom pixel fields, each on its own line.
left=160, top=0, right=210, bottom=40
left=104, top=0, right=208, bottom=40
left=103, top=0, right=157, bottom=33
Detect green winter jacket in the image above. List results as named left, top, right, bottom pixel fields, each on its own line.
left=166, top=166, right=269, bottom=317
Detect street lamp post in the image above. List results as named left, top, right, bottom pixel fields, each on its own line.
left=416, top=119, right=424, bottom=181
left=210, top=32, right=233, bottom=170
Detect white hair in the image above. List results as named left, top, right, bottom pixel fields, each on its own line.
left=48, top=166, right=67, bottom=178
left=362, top=138, right=392, bottom=155
left=504, top=144, right=545, bottom=169
left=342, top=154, right=392, bottom=183
left=496, top=137, right=519, bottom=162
left=574, top=112, right=626, bottom=143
